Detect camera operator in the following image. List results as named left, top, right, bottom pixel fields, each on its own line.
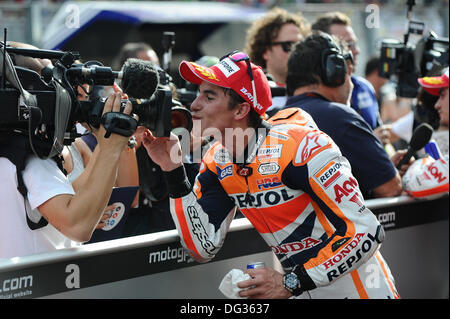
left=0, top=46, right=137, bottom=258
left=284, top=32, right=406, bottom=199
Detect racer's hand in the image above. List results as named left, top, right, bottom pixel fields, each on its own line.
left=136, top=127, right=183, bottom=172
left=237, top=268, right=292, bottom=299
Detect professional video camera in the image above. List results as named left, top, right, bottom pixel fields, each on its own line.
left=378, top=0, right=449, bottom=98
left=0, top=36, right=191, bottom=160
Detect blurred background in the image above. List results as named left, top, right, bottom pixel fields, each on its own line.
left=1, top=0, right=448, bottom=80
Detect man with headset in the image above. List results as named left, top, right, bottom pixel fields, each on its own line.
left=284, top=33, right=404, bottom=199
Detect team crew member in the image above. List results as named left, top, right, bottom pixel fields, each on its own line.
left=284, top=33, right=404, bottom=199
left=138, top=52, right=399, bottom=299
left=312, top=11, right=383, bottom=130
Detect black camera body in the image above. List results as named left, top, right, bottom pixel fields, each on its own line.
left=378, top=3, right=449, bottom=98
left=379, top=32, right=449, bottom=98
left=0, top=44, right=181, bottom=160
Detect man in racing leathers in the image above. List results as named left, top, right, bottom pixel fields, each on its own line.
left=138, top=52, right=400, bottom=299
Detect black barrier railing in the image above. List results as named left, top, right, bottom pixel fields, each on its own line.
left=0, top=194, right=448, bottom=299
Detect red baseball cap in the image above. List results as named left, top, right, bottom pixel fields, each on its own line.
left=418, top=67, right=449, bottom=96
left=179, top=51, right=272, bottom=115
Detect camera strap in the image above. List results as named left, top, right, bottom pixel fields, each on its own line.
left=49, top=79, right=72, bottom=157
left=0, top=133, right=51, bottom=230
left=0, top=45, right=38, bottom=114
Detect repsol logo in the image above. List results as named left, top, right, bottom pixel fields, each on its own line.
left=149, top=247, right=192, bottom=264
left=317, top=162, right=342, bottom=188
left=0, top=275, right=33, bottom=293
left=187, top=206, right=216, bottom=255
left=325, top=229, right=383, bottom=282
left=230, top=188, right=294, bottom=208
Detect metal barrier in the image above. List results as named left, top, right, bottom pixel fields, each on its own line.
left=0, top=194, right=448, bottom=299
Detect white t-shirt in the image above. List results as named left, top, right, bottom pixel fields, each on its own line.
left=391, top=111, right=414, bottom=142
left=0, top=156, right=76, bottom=259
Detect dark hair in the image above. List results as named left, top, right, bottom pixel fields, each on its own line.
left=113, top=42, right=154, bottom=70
left=222, top=88, right=262, bottom=128
left=413, top=63, right=444, bottom=130
left=311, top=11, right=351, bottom=34
left=286, top=33, right=333, bottom=96
left=365, top=56, right=380, bottom=77
left=414, top=88, right=440, bottom=130
left=244, top=7, right=309, bottom=69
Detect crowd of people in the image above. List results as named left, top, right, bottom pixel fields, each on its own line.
left=0, top=5, right=448, bottom=300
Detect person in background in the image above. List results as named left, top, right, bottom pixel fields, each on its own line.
left=284, top=32, right=406, bottom=199
left=244, top=7, right=309, bottom=116
left=311, top=12, right=383, bottom=131
left=417, top=67, right=449, bottom=156
left=402, top=67, right=449, bottom=199
left=364, top=56, right=389, bottom=105
left=113, top=42, right=160, bottom=70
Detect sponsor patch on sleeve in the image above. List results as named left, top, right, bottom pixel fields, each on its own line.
left=314, top=161, right=342, bottom=188
left=295, top=131, right=330, bottom=165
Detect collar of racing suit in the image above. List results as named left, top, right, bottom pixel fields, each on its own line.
left=232, top=120, right=273, bottom=166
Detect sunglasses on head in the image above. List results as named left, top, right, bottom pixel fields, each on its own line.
left=270, top=41, right=296, bottom=53
left=220, top=51, right=257, bottom=110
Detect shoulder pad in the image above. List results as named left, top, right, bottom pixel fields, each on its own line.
left=268, top=107, right=318, bottom=130
left=292, top=129, right=333, bottom=166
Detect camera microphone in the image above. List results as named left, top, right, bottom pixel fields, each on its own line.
left=396, top=123, right=433, bottom=169
left=119, top=58, right=159, bottom=99
left=65, top=59, right=159, bottom=99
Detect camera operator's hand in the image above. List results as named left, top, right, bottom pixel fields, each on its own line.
left=8, top=41, right=52, bottom=75
left=96, top=92, right=135, bottom=152
left=136, top=126, right=183, bottom=172
left=37, top=92, right=138, bottom=243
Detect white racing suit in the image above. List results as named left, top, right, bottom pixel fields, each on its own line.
left=165, top=109, right=400, bottom=299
